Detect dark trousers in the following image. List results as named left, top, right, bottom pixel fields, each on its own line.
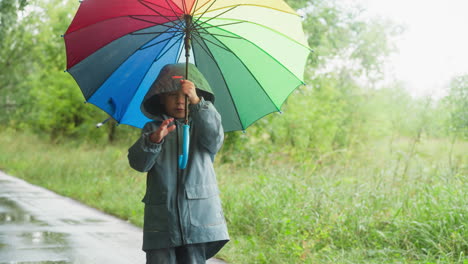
left=146, top=244, right=206, bottom=264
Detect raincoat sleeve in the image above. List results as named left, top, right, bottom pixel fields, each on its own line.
left=127, top=121, right=163, bottom=172
left=189, top=97, right=224, bottom=154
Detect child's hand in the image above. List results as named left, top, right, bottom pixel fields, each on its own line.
left=180, top=79, right=200, bottom=104
left=149, top=118, right=176, bottom=143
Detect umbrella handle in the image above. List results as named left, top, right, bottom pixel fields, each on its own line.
left=178, top=124, right=190, bottom=169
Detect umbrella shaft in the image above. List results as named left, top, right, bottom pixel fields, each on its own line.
left=184, top=15, right=192, bottom=64
left=184, top=15, right=192, bottom=124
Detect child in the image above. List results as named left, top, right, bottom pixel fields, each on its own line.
left=128, top=63, right=229, bottom=264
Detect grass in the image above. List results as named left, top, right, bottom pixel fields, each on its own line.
left=216, top=140, right=467, bottom=263
left=0, top=128, right=466, bottom=263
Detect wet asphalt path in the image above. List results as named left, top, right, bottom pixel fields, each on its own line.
left=0, top=171, right=226, bottom=264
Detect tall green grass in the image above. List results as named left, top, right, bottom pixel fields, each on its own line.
left=217, top=138, right=467, bottom=263
left=0, top=128, right=466, bottom=263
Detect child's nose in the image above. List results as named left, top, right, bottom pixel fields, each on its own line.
left=177, top=94, right=185, bottom=103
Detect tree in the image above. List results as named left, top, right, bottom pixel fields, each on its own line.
left=16, top=0, right=106, bottom=140
left=0, top=0, right=28, bottom=38
left=444, top=75, right=468, bottom=139
left=298, top=0, right=402, bottom=82
left=0, top=0, right=31, bottom=123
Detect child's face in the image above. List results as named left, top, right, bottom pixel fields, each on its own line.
left=161, top=90, right=186, bottom=119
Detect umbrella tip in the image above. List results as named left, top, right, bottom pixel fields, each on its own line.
left=64, top=69, right=68, bottom=73
left=278, top=111, right=283, bottom=114
left=96, top=118, right=111, bottom=128
left=242, top=130, right=246, bottom=134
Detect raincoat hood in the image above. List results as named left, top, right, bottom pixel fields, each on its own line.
left=141, top=63, right=214, bottom=119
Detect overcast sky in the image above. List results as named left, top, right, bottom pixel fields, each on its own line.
left=342, top=0, right=468, bottom=97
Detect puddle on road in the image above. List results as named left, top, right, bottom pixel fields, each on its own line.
left=20, top=231, right=68, bottom=246
left=83, top=218, right=106, bottom=223
left=60, top=218, right=81, bottom=225
left=0, top=197, right=73, bottom=263
left=0, top=197, right=40, bottom=224
left=60, top=217, right=106, bottom=225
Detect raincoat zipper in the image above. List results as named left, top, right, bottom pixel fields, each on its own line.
left=175, top=123, right=185, bottom=245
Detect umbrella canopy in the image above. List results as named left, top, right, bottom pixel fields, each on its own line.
left=64, top=0, right=311, bottom=132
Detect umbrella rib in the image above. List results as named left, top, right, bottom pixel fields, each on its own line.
left=155, top=34, right=185, bottom=62
left=196, top=31, right=242, bottom=39
left=131, top=30, right=180, bottom=36
left=190, top=33, right=246, bottom=130
left=192, top=21, right=245, bottom=31
left=191, top=35, right=217, bottom=62
left=192, top=32, right=233, bottom=53
left=191, top=0, right=219, bottom=26
left=164, top=0, right=185, bottom=25
left=129, top=16, right=183, bottom=32
left=181, top=0, right=188, bottom=14
left=139, top=32, right=184, bottom=50
left=191, top=0, right=201, bottom=17
left=137, top=0, right=182, bottom=24
left=192, top=0, right=214, bottom=14
left=193, top=5, right=240, bottom=30
left=139, top=0, right=183, bottom=14
left=139, top=0, right=175, bottom=13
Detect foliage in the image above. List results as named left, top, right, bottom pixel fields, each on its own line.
left=442, top=75, right=468, bottom=139
left=0, top=0, right=32, bottom=123
left=17, top=0, right=106, bottom=140
left=285, top=0, right=309, bottom=9
left=0, top=0, right=28, bottom=39
left=298, top=0, right=402, bottom=79
left=233, top=72, right=363, bottom=162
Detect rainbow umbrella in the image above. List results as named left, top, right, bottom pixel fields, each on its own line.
left=64, top=0, right=311, bottom=167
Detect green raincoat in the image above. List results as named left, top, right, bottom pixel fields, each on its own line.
left=127, top=63, right=229, bottom=259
